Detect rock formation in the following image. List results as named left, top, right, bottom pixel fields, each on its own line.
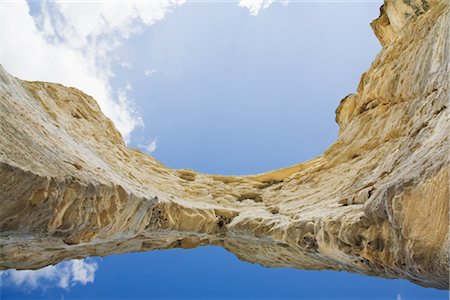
left=0, top=0, right=448, bottom=290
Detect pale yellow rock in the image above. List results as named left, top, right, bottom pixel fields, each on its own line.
left=0, top=0, right=448, bottom=290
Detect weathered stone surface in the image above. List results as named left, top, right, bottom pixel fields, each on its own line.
left=0, top=0, right=448, bottom=290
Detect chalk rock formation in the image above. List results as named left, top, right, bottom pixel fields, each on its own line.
left=0, top=0, right=448, bottom=290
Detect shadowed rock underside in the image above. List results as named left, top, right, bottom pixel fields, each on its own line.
left=0, top=0, right=448, bottom=290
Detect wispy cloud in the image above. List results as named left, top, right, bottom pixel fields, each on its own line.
left=396, top=294, right=403, bottom=300
left=120, top=62, right=132, bottom=69
left=144, top=68, right=158, bottom=77
left=139, top=138, right=158, bottom=153
left=0, top=259, right=98, bottom=291
left=1, top=0, right=184, bottom=141
left=238, top=0, right=289, bottom=16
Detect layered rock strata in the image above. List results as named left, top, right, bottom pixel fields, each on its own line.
left=0, top=0, right=448, bottom=290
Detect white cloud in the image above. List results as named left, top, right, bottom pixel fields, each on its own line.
left=140, top=138, right=158, bottom=153
left=144, top=68, right=158, bottom=77
left=70, top=259, right=97, bottom=285
left=120, top=62, right=132, bottom=69
left=396, top=294, right=402, bottom=300
left=1, top=0, right=184, bottom=141
left=238, top=0, right=288, bottom=16
left=137, top=138, right=158, bottom=153
left=0, top=259, right=98, bottom=290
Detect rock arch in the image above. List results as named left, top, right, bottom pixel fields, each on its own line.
left=0, top=0, right=448, bottom=289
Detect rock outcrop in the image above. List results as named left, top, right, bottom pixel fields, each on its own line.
left=0, top=0, right=448, bottom=290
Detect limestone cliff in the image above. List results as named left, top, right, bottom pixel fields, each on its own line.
left=0, top=0, right=448, bottom=290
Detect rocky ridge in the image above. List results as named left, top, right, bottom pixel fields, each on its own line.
left=0, top=0, right=448, bottom=289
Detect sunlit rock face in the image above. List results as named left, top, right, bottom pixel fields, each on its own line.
left=0, top=0, right=448, bottom=290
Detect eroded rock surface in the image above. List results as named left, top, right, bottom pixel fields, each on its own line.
left=0, top=0, right=448, bottom=290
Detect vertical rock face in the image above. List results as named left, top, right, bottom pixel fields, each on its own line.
left=0, top=0, right=448, bottom=290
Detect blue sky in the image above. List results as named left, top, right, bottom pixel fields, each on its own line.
left=1, top=1, right=448, bottom=299
left=123, top=1, right=381, bottom=175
